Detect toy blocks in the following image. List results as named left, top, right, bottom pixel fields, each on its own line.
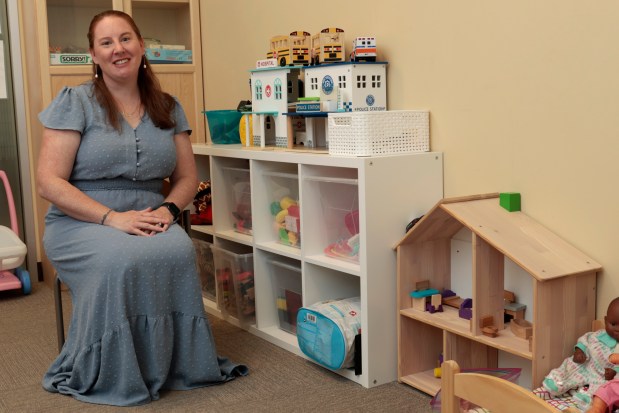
left=499, top=192, right=521, bottom=212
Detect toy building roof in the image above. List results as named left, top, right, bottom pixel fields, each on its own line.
left=395, top=193, right=602, bottom=282
left=302, top=61, right=388, bottom=70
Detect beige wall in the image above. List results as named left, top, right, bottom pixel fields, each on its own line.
left=202, top=0, right=618, bottom=316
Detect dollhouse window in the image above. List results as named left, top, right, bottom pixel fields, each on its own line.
left=275, top=79, right=282, bottom=100
left=287, top=79, right=293, bottom=95
left=356, top=75, right=366, bottom=89
left=310, top=77, right=318, bottom=91
left=255, top=80, right=263, bottom=100
left=338, top=75, right=347, bottom=89
left=372, top=75, right=381, bottom=88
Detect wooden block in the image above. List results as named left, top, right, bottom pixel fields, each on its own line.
left=443, top=296, right=462, bottom=308
left=504, top=290, right=516, bottom=303
left=412, top=297, right=426, bottom=311
left=431, top=294, right=442, bottom=308
left=410, top=288, right=440, bottom=298
left=510, top=319, right=533, bottom=339
left=479, top=315, right=494, bottom=328
left=415, top=280, right=430, bottom=291
left=504, top=302, right=526, bottom=320
left=482, top=326, right=499, bottom=338
left=499, top=192, right=521, bottom=212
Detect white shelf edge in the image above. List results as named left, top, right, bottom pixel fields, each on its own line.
left=304, top=254, right=361, bottom=277
left=254, top=240, right=302, bottom=259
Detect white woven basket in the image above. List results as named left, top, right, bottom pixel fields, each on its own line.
left=327, top=110, right=430, bottom=156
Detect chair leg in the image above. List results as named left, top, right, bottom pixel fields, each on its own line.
left=54, top=274, right=65, bottom=352
left=179, top=209, right=191, bottom=234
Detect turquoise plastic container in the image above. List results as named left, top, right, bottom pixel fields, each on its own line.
left=204, top=110, right=243, bottom=144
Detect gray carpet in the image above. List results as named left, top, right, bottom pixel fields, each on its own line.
left=0, top=281, right=433, bottom=412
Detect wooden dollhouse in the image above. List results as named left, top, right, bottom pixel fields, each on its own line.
left=395, top=193, right=602, bottom=395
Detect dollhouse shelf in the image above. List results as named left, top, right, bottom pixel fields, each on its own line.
left=395, top=193, right=602, bottom=396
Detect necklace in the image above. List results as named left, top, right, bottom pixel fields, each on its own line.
left=119, top=99, right=142, bottom=118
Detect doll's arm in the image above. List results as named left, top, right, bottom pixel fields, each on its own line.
left=585, top=396, right=608, bottom=413
left=573, top=347, right=587, bottom=364
left=605, top=353, right=619, bottom=380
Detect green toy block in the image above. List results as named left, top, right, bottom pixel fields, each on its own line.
left=500, top=192, right=521, bottom=212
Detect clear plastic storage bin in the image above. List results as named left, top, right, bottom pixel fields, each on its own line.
left=211, top=244, right=255, bottom=324
left=318, top=177, right=360, bottom=263
left=223, top=167, right=252, bottom=235
left=192, top=239, right=216, bottom=301
left=270, top=260, right=302, bottom=335
left=264, top=171, right=300, bottom=247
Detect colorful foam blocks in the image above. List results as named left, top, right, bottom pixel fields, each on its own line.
left=500, top=192, right=521, bottom=212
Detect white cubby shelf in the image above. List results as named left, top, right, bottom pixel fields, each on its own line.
left=192, top=144, right=443, bottom=388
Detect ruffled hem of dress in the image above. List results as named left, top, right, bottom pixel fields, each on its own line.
left=42, top=312, right=248, bottom=407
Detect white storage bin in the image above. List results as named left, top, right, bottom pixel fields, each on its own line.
left=328, top=110, right=429, bottom=156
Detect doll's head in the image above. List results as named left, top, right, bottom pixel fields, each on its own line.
left=604, top=297, right=619, bottom=341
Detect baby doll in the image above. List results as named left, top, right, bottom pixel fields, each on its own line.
left=587, top=353, right=619, bottom=413
left=543, top=297, right=619, bottom=410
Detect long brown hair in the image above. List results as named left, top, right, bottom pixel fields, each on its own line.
left=87, top=10, right=176, bottom=131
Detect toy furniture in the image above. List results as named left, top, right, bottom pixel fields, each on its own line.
left=439, top=319, right=606, bottom=412
left=396, top=193, right=602, bottom=396
left=440, top=360, right=580, bottom=413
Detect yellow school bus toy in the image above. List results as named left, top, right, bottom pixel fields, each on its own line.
left=267, top=31, right=311, bottom=66
left=311, top=27, right=345, bottom=65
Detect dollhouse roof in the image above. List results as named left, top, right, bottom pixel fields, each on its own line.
left=395, top=193, right=602, bottom=282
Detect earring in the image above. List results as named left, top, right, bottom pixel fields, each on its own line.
left=94, top=64, right=99, bottom=78
left=142, top=56, right=146, bottom=69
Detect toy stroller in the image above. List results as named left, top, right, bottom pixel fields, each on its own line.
left=0, top=170, right=30, bottom=295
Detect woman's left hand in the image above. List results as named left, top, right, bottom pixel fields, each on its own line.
left=143, top=206, right=174, bottom=236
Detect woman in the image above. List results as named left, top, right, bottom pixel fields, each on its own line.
left=37, top=10, right=247, bottom=406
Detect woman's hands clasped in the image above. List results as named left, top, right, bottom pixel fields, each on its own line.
left=104, top=207, right=173, bottom=236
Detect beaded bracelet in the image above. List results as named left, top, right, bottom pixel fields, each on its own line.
left=100, top=208, right=113, bottom=225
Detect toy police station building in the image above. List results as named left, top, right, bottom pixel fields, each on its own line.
left=250, top=66, right=302, bottom=147
left=303, top=62, right=387, bottom=112
left=250, top=62, right=387, bottom=148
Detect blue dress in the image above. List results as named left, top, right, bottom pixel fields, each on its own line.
left=39, top=82, right=247, bottom=406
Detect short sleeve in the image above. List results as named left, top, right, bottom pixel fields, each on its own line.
left=173, top=97, right=192, bottom=136
left=38, top=86, right=87, bottom=133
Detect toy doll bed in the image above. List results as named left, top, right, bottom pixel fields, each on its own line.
left=440, top=360, right=581, bottom=413
left=437, top=320, right=608, bottom=412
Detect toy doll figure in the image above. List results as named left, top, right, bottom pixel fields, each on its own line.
left=543, top=297, right=619, bottom=410
left=587, top=379, right=619, bottom=413
left=586, top=353, right=619, bottom=413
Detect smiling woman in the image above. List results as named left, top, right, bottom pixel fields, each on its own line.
left=36, top=10, right=247, bottom=407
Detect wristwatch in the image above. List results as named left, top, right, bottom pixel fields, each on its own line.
left=159, top=202, right=181, bottom=223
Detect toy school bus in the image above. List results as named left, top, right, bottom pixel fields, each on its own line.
left=350, top=36, right=377, bottom=62
left=311, top=27, right=345, bottom=65
left=267, top=31, right=311, bottom=66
